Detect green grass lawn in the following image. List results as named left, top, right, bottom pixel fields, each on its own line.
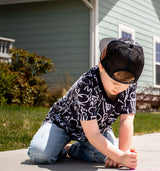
left=0, top=105, right=160, bottom=152
left=112, top=112, right=160, bottom=136
left=0, top=105, right=48, bottom=151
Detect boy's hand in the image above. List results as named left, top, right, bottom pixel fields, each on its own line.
left=105, top=158, right=119, bottom=168
left=119, top=149, right=138, bottom=169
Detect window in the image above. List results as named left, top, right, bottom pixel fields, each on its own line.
left=153, top=37, right=160, bottom=87
left=0, top=37, right=15, bottom=63
left=119, top=24, right=135, bottom=39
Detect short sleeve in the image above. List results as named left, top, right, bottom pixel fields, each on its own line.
left=74, top=79, right=98, bottom=121
left=121, top=83, right=137, bottom=114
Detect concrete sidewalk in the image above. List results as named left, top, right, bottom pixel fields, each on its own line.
left=0, top=133, right=160, bottom=171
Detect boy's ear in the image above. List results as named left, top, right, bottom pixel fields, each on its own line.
left=100, top=46, right=107, bottom=60
left=98, top=62, right=104, bottom=72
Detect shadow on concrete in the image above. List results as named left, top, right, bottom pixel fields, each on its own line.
left=21, top=158, right=130, bottom=171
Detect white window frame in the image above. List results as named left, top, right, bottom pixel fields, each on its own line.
left=0, top=37, right=15, bottom=63
left=153, top=36, right=160, bottom=88
left=118, top=23, right=135, bottom=39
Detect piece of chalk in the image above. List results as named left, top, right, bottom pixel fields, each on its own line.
left=130, top=149, right=137, bottom=154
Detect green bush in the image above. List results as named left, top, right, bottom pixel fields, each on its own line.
left=10, top=48, right=54, bottom=76
left=0, top=63, right=16, bottom=105
left=9, top=47, right=55, bottom=106
left=0, top=47, right=55, bottom=106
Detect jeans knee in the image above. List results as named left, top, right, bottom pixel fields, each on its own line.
left=28, top=147, right=51, bottom=164
left=29, top=155, right=49, bottom=164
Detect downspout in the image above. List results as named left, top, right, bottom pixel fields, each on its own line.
left=82, top=0, right=98, bottom=68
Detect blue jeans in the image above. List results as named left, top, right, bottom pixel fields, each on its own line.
left=28, top=122, right=116, bottom=164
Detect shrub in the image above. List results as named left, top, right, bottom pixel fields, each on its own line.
left=9, top=47, right=55, bottom=106
left=0, top=63, right=16, bottom=105
left=0, top=48, right=55, bottom=106
left=10, top=48, right=54, bottom=76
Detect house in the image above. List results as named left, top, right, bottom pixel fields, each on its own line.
left=0, top=0, right=160, bottom=99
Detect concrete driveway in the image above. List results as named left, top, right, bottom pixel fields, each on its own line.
left=0, top=133, right=160, bottom=171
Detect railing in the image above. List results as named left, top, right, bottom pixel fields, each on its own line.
left=0, top=36, right=15, bottom=62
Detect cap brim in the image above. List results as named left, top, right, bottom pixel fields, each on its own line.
left=99, top=38, right=115, bottom=53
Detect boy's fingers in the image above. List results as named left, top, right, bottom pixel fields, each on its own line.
left=131, top=153, right=137, bottom=156
left=131, top=153, right=138, bottom=159
left=113, top=161, right=118, bottom=168
left=118, top=164, right=123, bottom=168
left=106, top=159, right=113, bottom=167
left=105, top=158, right=110, bottom=167
left=105, top=158, right=118, bottom=168
left=130, top=158, right=138, bottom=162
left=108, top=160, right=113, bottom=167
left=130, top=155, right=138, bottom=162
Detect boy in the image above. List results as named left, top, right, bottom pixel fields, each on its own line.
left=28, top=38, right=144, bottom=168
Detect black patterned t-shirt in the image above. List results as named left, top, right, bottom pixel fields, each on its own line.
left=44, top=66, right=137, bottom=141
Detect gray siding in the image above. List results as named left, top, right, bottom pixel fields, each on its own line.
left=0, top=0, right=48, bottom=5
left=98, top=0, right=160, bottom=92
left=0, top=0, right=90, bottom=84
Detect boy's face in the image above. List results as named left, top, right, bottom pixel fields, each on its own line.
left=98, top=62, right=130, bottom=97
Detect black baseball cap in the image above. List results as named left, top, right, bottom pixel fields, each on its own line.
left=100, top=37, right=144, bottom=84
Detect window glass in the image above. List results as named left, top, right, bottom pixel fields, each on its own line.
left=156, top=42, right=160, bottom=63
left=156, top=65, right=160, bottom=85
left=122, top=31, right=132, bottom=39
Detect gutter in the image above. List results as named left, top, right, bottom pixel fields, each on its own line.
left=82, top=0, right=98, bottom=67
